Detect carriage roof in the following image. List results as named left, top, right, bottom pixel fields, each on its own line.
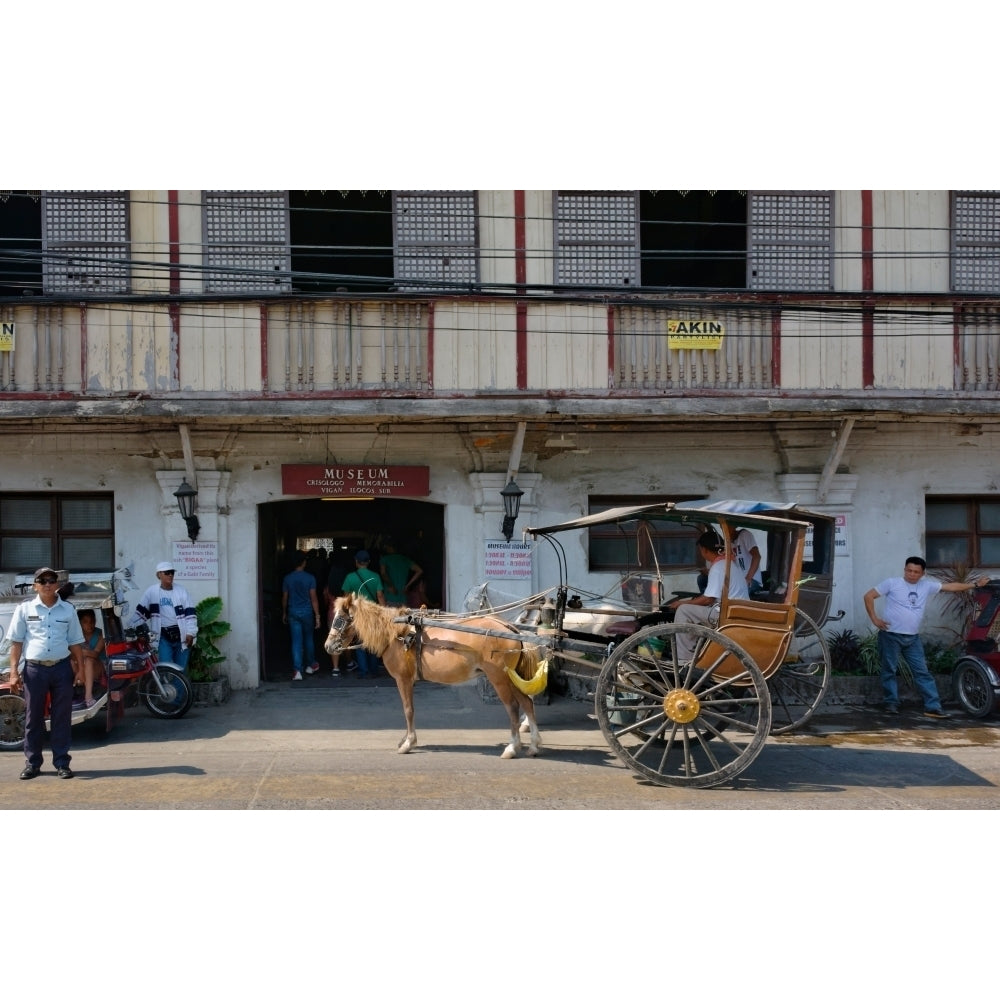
left=526, top=499, right=829, bottom=538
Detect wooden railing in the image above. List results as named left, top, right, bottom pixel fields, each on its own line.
left=3, top=297, right=1000, bottom=399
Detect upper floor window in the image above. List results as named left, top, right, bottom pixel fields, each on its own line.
left=0, top=493, right=115, bottom=572
left=288, top=191, right=393, bottom=293
left=0, top=190, right=42, bottom=296
left=553, top=191, right=833, bottom=292
left=553, top=191, right=640, bottom=288
left=41, top=191, right=131, bottom=294
left=203, top=191, right=291, bottom=293
left=951, top=191, right=1000, bottom=292
left=925, top=496, right=1000, bottom=569
left=393, top=191, right=478, bottom=291
left=747, top=190, right=833, bottom=291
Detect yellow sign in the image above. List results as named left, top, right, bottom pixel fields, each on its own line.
left=0, top=322, right=13, bottom=353
left=667, top=319, right=724, bottom=350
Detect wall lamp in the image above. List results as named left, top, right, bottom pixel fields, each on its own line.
left=173, top=478, right=201, bottom=542
left=500, top=478, right=524, bottom=543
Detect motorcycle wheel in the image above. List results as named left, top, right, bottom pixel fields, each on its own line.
left=139, top=666, right=194, bottom=719
left=0, top=694, right=27, bottom=751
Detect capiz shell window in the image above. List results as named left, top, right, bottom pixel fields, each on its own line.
left=41, top=191, right=130, bottom=294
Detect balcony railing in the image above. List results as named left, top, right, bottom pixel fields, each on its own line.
left=2, top=296, right=1000, bottom=400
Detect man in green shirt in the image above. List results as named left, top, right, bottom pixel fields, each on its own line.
left=334, top=550, right=385, bottom=678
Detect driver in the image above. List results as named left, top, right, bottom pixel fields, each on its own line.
left=667, top=531, right=749, bottom=661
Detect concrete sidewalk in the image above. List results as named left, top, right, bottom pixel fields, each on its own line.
left=3, top=678, right=1000, bottom=809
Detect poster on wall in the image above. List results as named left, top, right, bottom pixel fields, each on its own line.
left=171, top=541, right=219, bottom=581
left=485, top=540, right=532, bottom=579
left=803, top=513, right=849, bottom=563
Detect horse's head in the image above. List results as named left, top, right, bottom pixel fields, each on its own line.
left=324, top=594, right=357, bottom=655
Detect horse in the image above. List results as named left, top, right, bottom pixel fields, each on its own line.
left=325, top=593, right=544, bottom=758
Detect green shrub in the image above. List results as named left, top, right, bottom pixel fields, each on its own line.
left=187, top=596, right=232, bottom=682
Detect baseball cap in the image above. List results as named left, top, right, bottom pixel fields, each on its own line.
left=34, top=566, right=58, bottom=582
left=156, top=561, right=175, bottom=573
left=355, top=550, right=370, bottom=562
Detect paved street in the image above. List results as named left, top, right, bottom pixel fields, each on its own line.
left=3, top=676, right=1000, bottom=809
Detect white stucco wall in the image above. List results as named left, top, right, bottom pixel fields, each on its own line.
left=3, top=419, right=997, bottom=687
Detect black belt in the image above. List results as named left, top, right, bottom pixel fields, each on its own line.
left=27, top=657, right=67, bottom=667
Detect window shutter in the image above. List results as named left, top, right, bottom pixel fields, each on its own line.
left=952, top=191, right=1000, bottom=292
left=203, top=191, right=291, bottom=292
left=41, top=191, right=130, bottom=294
left=554, top=191, right=639, bottom=288
left=747, top=191, right=833, bottom=290
left=393, top=191, right=478, bottom=290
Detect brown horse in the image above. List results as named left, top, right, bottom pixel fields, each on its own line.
left=325, top=594, right=544, bottom=758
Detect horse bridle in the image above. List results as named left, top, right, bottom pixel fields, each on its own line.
left=327, top=609, right=364, bottom=653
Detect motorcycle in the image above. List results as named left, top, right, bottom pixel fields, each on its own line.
left=1, top=576, right=193, bottom=752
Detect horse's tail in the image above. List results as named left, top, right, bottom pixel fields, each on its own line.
left=507, top=638, right=548, bottom=696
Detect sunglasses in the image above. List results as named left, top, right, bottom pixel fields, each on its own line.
left=160, top=570, right=175, bottom=575
left=36, top=577, right=59, bottom=585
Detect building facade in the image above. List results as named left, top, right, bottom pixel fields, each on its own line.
left=2, top=189, right=998, bottom=686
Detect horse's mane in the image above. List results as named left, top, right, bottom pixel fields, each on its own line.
left=341, top=594, right=408, bottom=653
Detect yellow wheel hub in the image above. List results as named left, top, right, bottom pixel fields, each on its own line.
left=663, top=688, right=700, bottom=724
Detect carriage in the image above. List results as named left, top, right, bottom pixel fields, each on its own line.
left=326, top=499, right=838, bottom=789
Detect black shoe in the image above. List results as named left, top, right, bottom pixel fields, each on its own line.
left=881, top=703, right=900, bottom=715
left=19, top=765, right=41, bottom=780
left=56, top=767, right=74, bottom=779
left=923, top=708, right=950, bottom=720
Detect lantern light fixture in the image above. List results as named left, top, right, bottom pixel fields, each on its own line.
left=500, top=478, right=524, bottom=543
left=173, top=478, right=200, bottom=542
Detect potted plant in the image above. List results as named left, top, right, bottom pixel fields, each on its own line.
left=187, top=596, right=232, bottom=705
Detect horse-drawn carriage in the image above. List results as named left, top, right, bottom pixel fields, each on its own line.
left=326, top=499, right=838, bottom=789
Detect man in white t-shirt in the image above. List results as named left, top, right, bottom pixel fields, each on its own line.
left=668, top=531, right=750, bottom=661
left=864, top=555, right=989, bottom=719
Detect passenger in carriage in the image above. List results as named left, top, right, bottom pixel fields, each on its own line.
left=722, top=522, right=764, bottom=597
left=74, top=608, right=106, bottom=708
left=667, top=531, right=750, bottom=661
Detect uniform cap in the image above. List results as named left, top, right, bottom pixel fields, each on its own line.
left=355, top=550, right=370, bottom=563
left=34, top=566, right=58, bottom=582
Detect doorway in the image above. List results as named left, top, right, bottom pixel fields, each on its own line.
left=257, top=497, right=445, bottom=681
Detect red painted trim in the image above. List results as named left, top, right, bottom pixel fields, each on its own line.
left=168, top=191, right=182, bottom=388
left=514, top=191, right=526, bottom=289
left=861, top=190, right=875, bottom=388
left=426, top=302, right=434, bottom=390
left=80, top=303, right=87, bottom=391
left=168, top=191, right=180, bottom=296
left=953, top=304, right=962, bottom=387
left=770, top=308, right=781, bottom=388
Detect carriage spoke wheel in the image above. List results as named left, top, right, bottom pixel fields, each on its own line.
left=769, top=609, right=831, bottom=734
left=595, top=623, right=771, bottom=789
left=953, top=658, right=998, bottom=719
left=0, top=694, right=27, bottom=751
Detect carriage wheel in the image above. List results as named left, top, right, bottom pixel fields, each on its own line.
left=768, top=609, right=831, bottom=734
left=595, top=623, right=771, bottom=789
left=0, top=694, right=27, bottom=751
left=953, top=658, right=998, bottom=719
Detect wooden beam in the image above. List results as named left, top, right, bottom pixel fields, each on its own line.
left=817, top=417, right=855, bottom=502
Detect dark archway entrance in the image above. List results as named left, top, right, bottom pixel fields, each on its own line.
left=257, top=497, right=444, bottom=681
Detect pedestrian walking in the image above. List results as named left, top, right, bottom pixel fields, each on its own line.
left=282, top=550, right=321, bottom=681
